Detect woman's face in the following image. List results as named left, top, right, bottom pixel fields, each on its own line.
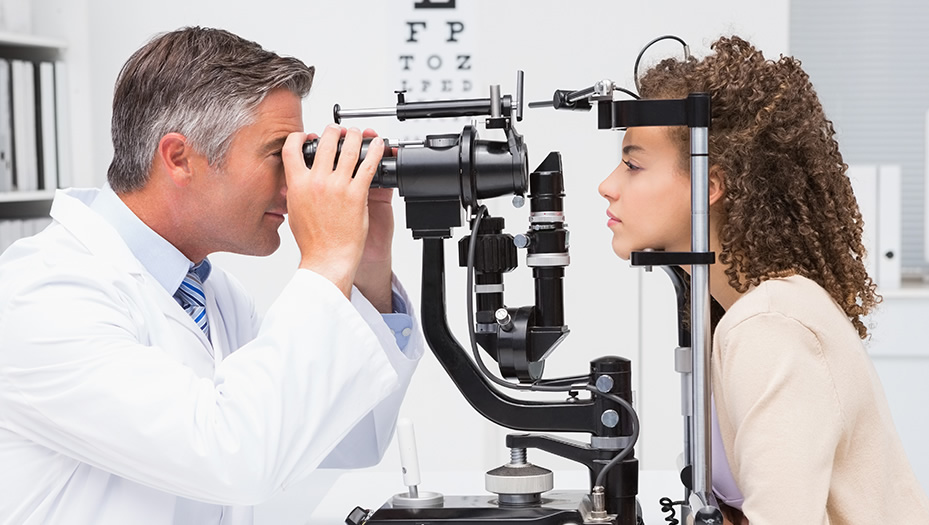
left=598, top=126, right=693, bottom=259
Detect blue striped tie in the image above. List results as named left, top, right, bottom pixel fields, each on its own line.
left=175, top=266, right=209, bottom=339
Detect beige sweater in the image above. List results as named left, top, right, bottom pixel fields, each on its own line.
left=711, top=275, right=929, bottom=524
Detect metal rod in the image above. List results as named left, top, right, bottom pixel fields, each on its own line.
left=490, top=85, right=501, bottom=118
left=528, top=100, right=553, bottom=108
left=682, top=369, right=693, bottom=505
left=336, top=107, right=398, bottom=120
left=566, top=85, right=596, bottom=103
left=689, top=125, right=713, bottom=501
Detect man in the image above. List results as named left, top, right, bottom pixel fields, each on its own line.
left=0, top=27, right=422, bottom=524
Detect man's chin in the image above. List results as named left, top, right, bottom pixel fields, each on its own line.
left=243, top=234, right=281, bottom=257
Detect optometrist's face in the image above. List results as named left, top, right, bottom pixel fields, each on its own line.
left=193, top=88, right=302, bottom=257
left=598, top=126, right=692, bottom=259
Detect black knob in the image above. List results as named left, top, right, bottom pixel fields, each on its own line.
left=344, top=506, right=369, bottom=525
left=458, top=233, right=518, bottom=272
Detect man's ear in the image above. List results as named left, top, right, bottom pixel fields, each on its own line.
left=157, top=133, right=196, bottom=187
left=708, top=165, right=726, bottom=206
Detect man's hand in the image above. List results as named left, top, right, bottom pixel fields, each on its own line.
left=353, top=128, right=396, bottom=313
left=354, top=186, right=395, bottom=312
left=282, top=125, right=384, bottom=299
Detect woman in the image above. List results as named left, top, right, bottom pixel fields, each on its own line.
left=598, top=36, right=929, bottom=524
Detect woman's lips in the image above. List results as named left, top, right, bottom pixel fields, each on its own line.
left=607, top=211, right=621, bottom=227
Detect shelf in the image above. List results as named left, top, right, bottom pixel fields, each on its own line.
left=0, top=31, right=67, bottom=223
left=0, top=190, right=56, bottom=202
left=0, top=191, right=54, bottom=219
left=0, top=31, right=65, bottom=61
left=0, top=32, right=66, bottom=49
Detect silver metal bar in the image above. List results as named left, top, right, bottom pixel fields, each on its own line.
left=689, top=125, right=713, bottom=500
left=566, top=85, right=596, bottom=103
left=336, top=107, right=398, bottom=120
left=681, top=348, right=693, bottom=507
left=490, top=85, right=502, bottom=118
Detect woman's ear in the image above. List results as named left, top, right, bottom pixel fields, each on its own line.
left=708, top=165, right=726, bottom=206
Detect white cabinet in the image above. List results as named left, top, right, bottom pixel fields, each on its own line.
left=866, top=289, right=929, bottom=494
left=0, top=31, right=66, bottom=249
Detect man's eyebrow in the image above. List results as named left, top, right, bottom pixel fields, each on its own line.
left=622, top=144, right=645, bottom=156
left=261, top=136, right=289, bottom=155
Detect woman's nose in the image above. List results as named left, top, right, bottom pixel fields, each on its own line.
left=599, top=166, right=621, bottom=200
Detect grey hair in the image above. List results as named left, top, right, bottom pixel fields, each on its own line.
left=107, top=26, right=314, bottom=193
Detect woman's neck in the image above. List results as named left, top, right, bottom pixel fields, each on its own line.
left=678, top=226, right=744, bottom=311
left=709, top=262, right=743, bottom=311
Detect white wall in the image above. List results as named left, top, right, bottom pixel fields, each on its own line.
left=30, top=0, right=790, bottom=521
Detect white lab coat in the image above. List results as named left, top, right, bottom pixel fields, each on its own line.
left=0, top=189, right=423, bottom=525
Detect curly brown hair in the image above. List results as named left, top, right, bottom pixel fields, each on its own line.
left=637, top=35, right=879, bottom=338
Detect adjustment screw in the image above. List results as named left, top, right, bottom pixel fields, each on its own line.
left=495, top=308, right=514, bottom=332
left=601, top=409, right=620, bottom=428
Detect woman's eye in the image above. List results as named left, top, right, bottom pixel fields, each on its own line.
left=623, top=159, right=640, bottom=171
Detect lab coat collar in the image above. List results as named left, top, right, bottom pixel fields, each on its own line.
left=49, top=188, right=146, bottom=276
left=50, top=188, right=216, bottom=355
left=89, top=184, right=195, bottom=296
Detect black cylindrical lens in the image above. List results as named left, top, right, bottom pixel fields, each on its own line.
left=302, top=128, right=526, bottom=201
left=471, top=138, right=528, bottom=203
left=302, top=137, right=396, bottom=188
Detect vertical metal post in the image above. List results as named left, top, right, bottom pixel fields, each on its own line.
left=681, top=353, right=693, bottom=506
left=690, top=125, right=714, bottom=505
